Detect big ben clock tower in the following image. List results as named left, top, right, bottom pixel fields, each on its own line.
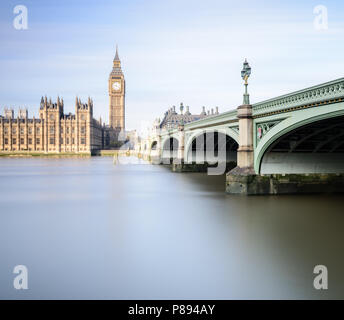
left=109, top=45, right=125, bottom=131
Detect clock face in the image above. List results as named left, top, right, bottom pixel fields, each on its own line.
left=112, top=81, right=121, bottom=91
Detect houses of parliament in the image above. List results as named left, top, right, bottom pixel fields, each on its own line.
left=0, top=47, right=126, bottom=154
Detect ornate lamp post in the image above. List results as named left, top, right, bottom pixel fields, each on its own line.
left=241, top=59, right=251, bottom=105
left=233, top=58, right=254, bottom=173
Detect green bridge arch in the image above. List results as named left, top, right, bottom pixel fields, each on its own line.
left=184, top=127, right=239, bottom=163
left=254, top=102, right=344, bottom=173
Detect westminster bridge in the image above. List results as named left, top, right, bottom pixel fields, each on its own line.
left=136, top=77, right=344, bottom=194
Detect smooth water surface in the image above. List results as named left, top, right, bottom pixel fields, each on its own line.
left=0, top=157, right=343, bottom=299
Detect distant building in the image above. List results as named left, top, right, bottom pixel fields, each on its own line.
left=0, top=45, right=129, bottom=154
left=0, top=97, right=104, bottom=154
left=159, top=103, right=219, bottom=130
left=109, top=46, right=125, bottom=132
left=125, top=129, right=139, bottom=149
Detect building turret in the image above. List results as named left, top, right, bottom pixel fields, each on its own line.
left=185, top=106, right=191, bottom=115
left=40, top=96, right=44, bottom=109
left=4, top=108, right=14, bottom=119
left=201, top=106, right=206, bottom=116
left=18, top=108, right=28, bottom=119
left=57, top=96, right=64, bottom=116
left=180, top=102, right=184, bottom=115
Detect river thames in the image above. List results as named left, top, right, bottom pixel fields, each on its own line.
left=0, top=157, right=343, bottom=299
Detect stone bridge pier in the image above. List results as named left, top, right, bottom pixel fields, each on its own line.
left=235, top=104, right=254, bottom=172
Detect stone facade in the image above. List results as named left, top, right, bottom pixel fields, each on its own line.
left=159, top=103, right=218, bottom=130
left=0, top=96, right=104, bottom=154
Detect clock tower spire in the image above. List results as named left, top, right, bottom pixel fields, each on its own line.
left=109, top=44, right=125, bottom=131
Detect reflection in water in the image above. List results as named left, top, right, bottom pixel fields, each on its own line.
left=0, top=157, right=343, bottom=299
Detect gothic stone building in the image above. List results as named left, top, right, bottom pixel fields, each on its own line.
left=0, top=96, right=103, bottom=154
left=0, top=46, right=126, bottom=154
left=159, top=103, right=219, bottom=130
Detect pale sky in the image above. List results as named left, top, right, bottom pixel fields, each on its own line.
left=1, top=0, right=344, bottom=130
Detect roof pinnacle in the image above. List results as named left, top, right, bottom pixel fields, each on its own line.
left=114, top=44, right=120, bottom=61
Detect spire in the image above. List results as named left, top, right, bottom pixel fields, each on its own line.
left=114, top=44, right=120, bottom=61
left=110, top=44, right=123, bottom=77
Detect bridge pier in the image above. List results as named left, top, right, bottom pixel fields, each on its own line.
left=226, top=173, right=344, bottom=195
left=172, top=123, right=188, bottom=171
left=226, top=103, right=259, bottom=194
left=177, top=124, right=185, bottom=161
left=172, top=162, right=206, bottom=172
left=150, top=137, right=162, bottom=164
left=173, top=161, right=236, bottom=173
left=236, top=104, right=255, bottom=173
